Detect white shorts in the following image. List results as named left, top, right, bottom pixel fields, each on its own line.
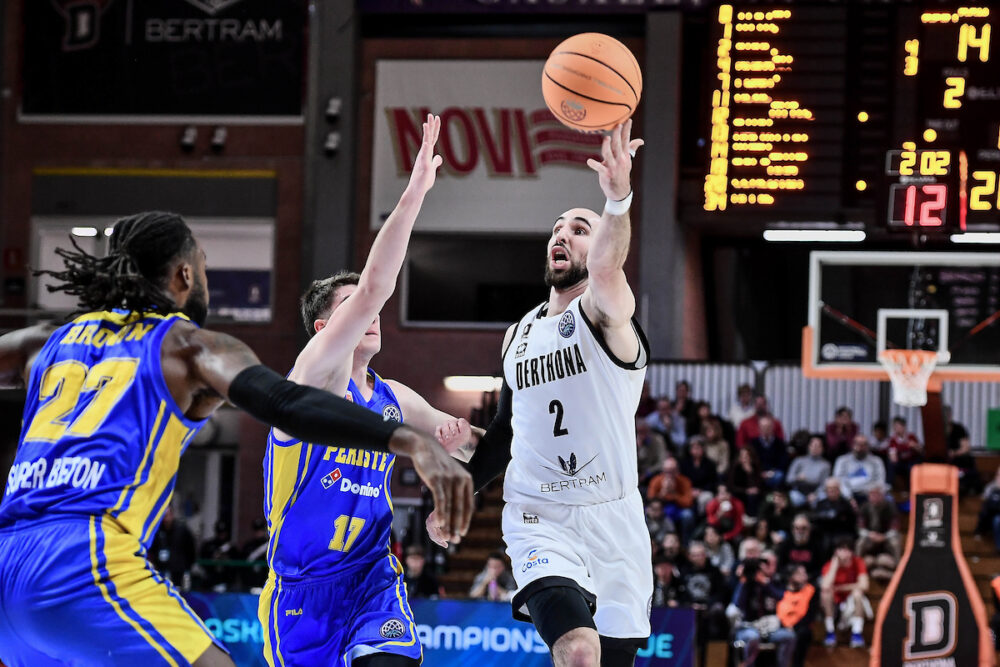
left=502, top=490, right=653, bottom=640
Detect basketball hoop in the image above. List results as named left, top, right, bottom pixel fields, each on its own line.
left=878, top=349, right=947, bottom=407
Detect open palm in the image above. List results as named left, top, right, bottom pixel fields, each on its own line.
left=408, top=113, right=444, bottom=194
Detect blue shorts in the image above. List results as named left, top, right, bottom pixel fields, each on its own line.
left=258, top=554, right=421, bottom=666
left=0, top=516, right=224, bottom=667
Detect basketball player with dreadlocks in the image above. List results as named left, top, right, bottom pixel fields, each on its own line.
left=429, top=120, right=650, bottom=666
left=0, top=211, right=472, bottom=667
left=259, top=114, right=477, bottom=667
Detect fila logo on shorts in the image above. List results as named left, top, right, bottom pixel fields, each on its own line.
left=523, top=513, right=539, bottom=524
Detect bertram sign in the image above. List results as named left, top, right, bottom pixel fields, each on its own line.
left=22, top=0, right=305, bottom=117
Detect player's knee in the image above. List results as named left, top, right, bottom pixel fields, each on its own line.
left=554, top=629, right=600, bottom=667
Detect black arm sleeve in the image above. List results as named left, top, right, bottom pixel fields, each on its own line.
left=466, top=380, right=513, bottom=492
left=228, top=365, right=400, bottom=451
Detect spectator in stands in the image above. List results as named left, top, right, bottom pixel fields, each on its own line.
left=648, top=456, right=696, bottom=539
left=825, top=406, right=859, bottom=461
left=150, top=504, right=196, bottom=588
left=945, top=405, right=982, bottom=495
left=750, top=416, right=790, bottom=489
left=759, top=489, right=794, bottom=543
left=753, top=518, right=777, bottom=551
left=683, top=540, right=730, bottom=642
left=706, top=482, right=745, bottom=543
left=404, top=545, right=444, bottom=599
left=636, top=416, right=669, bottom=480
left=812, top=477, right=858, bottom=557
left=646, top=398, right=678, bottom=449
left=660, top=531, right=689, bottom=570
left=887, top=416, right=923, bottom=490
left=728, top=557, right=796, bottom=667
left=704, top=524, right=736, bottom=578
left=833, top=435, right=887, bottom=503
left=870, top=420, right=890, bottom=459
left=636, top=379, right=657, bottom=418
left=974, top=466, right=1000, bottom=553
left=469, top=551, right=516, bottom=601
left=200, top=519, right=237, bottom=590
left=240, top=517, right=269, bottom=589
left=682, top=436, right=719, bottom=514
left=820, top=538, right=872, bottom=649
left=736, top=395, right=786, bottom=448
left=737, top=537, right=764, bottom=565
left=856, top=483, right=901, bottom=582
left=728, top=383, right=756, bottom=432
left=701, top=417, right=731, bottom=477
left=729, top=446, right=765, bottom=516
left=786, top=435, right=831, bottom=507
left=777, top=563, right=819, bottom=667
left=777, top=514, right=825, bottom=580
left=674, top=380, right=698, bottom=440
left=651, top=553, right=687, bottom=608
left=645, top=498, right=676, bottom=545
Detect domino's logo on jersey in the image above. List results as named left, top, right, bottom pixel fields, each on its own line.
left=320, top=468, right=344, bottom=489
left=522, top=548, right=550, bottom=572
left=382, top=404, right=402, bottom=422
left=558, top=311, right=576, bottom=338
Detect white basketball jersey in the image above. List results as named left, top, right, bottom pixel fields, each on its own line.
left=502, top=296, right=649, bottom=506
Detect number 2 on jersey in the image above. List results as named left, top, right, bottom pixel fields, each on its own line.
left=549, top=399, right=569, bottom=437
left=329, top=515, right=366, bottom=552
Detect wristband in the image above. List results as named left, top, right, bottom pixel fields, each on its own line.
left=604, top=190, right=633, bottom=216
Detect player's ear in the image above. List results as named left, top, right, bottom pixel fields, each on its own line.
left=314, top=319, right=326, bottom=334
left=167, top=257, right=195, bottom=296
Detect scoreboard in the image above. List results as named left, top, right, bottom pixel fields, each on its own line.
left=699, top=3, right=1000, bottom=236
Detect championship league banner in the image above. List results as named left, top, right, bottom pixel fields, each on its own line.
left=370, top=60, right=604, bottom=235
left=181, top=594, right=695, bottom=665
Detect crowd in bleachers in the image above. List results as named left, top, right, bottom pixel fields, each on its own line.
left=637, top=380, right=980, bottom=667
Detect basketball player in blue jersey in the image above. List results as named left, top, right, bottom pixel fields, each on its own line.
left=429, top=120, right=650, bottom=667
left=259, top=114, right=477, bottom=667
left=0, top=211, right=472, bottom=667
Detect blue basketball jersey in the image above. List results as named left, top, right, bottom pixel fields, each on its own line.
left=263, top=370, right=401, bottom=581
left=0, top=311, right=205, bottom=548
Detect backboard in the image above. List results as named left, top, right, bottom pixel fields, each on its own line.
left=802, top=251, right=1000, bottom=383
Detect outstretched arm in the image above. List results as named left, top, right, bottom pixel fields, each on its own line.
left=289, top=114, right=443, bottom=392
left=0, top=323, right=58, bottom=389
left=580, top=119, right=645, bottom=363
left=385, top=379, right=482, bottom=460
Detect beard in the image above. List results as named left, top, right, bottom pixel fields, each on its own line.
left=544, top=256, right=588, bottom=290
left=182, top=278, right=209, bottom=327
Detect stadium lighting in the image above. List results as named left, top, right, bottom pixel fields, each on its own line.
left=443, top=376, right=503, bottom=392
left=763, top=229, right=866, bottom=242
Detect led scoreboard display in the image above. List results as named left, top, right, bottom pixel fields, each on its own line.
left=700, top=4, right=1000, bottom=235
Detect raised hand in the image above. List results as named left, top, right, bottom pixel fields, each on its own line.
left=435, top=417, right=473, bottom=454
left=407, top=113, right=444, bottom=195
left=585, top=118, right=644, bottom=202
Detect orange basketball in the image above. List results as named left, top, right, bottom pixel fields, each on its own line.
left=542, top=33, right=642, bottom=132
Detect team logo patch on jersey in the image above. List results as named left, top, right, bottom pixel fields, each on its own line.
left=558, top=311, right=576, bottom=338
left=382, top=405, right=402, bottom=422
left=380, top=618, right=406, bottom=639
left=543, top=452, right=597, bottom=477
left=320, top=468, right=344, bottom=489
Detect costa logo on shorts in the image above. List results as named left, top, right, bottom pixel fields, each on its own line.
left=558, top=311, right=576, bottom=338
left=382, top=405, right=402, bottom=422
left=522, top=548, right=550, bottom=572
left=380, top=618, right=406, bottom=639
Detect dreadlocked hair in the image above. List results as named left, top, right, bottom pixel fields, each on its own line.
left=300, top=270, right=360, bottom=336
left=35, top=211, right=197, bottom=318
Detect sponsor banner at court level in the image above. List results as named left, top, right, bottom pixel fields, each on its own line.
left=183, top=593, right=694, bottom=665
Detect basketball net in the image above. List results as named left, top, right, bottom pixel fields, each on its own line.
left=877, top=349, right=941, bottom=407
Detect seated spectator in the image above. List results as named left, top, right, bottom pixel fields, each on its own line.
left=759, top=489, right=794, bottom=543
left=777, top=563, right=819, bottom=667
left=469, top=551, right=516, bottom=601
left=648, top=457, right=696, bottom=539
left=701, top=417, right=732, bottom=477
left=150, top=504, right=196, bottom=588
left=871, top=420, right=890, bottom=459
left=753, top=517, right=777, bottom=551
left=405, top=545, right=444, bottom=599
left=704, top=524, right=736, bottom=578
left=727, top=383, right=756, bottom=432
left=660, top=531, right=689, bottom=570
left=777, top=514, right=825, bottom=581
left=825, top=406, right=859, bottom=461
left=887, top=416, right=923, bottom=490
left=812, top=477, right=858, bottom=557
left=750, top=416, right=790, bottom=489
left=674, top=380, right=698, bottom=440
left=974, top=466, right=1000, bottom=553
left=646, top=398, right=679, bottom=450
left=833, top=435, right=887, bottom=504
left=738, top=537, right=764, bottom=564
left=786, top=435, right=832, bottom=507
left=645, top=498, right=676, bottom=545
left=652, top=553, right=688, bottom=608
left=706, top=483, right=745, bottom=543
left=736, top=396, right=786, bottom=448
left=728, top=557, right=796, bottom=667
left=856, top=484, right=901, bottom=582
left=636, top=416, right=669, bottom=480
left=729, top=446, right=765, bottom=516
left=946, top=406, right=982, bottom=495
left=240, top=517, right=270, bottom=589
left=681, top=436, right=719, bottom=514
left=820, top=539, right=872, bottom=649
left=683, top=540, right=730, bottom=641
left=691, top=400, right=729, bottom=441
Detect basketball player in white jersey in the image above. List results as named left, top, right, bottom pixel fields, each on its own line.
left=429, top=119, right=650, bottom=667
